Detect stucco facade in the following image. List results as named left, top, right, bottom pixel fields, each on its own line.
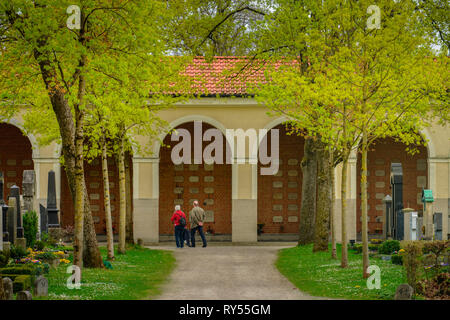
left=1, top=98, right=449, bottom=244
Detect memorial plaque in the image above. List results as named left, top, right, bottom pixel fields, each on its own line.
left=272, top=216, right=283, bottom=223
left=205, top=210, right=214, bottom=222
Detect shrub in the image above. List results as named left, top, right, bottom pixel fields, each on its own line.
left=417, top=272, right=450, bottom=300
left=9, top=245, right=28, bottom=259
left=35, top=252, right=57, bottom=260
left=35, top=240, right=45, bottom=251
left=12, top=275, right=32, bottom=293
left=0, top=264, right=41, bottom=276
left=379, top=240, right=400, bottom=255
left=353, top=244, right=363, bottom=254
left=392, top=254, right=403, bottom=265
left=368, top=244, right=380, bottom=252
left=23, top=210, right=39, bottom=248
left=0, top=250, right=10, bottom=268
left=402, top=241, right=424, bottom=293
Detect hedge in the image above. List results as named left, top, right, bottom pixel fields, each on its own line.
left=12, top=275, right=32, bottom=293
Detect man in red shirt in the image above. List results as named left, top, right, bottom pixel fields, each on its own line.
left=171, top=205, right=187, bottom=248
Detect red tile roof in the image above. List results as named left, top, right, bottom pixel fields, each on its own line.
left=181, top=56, right=270, bottom=96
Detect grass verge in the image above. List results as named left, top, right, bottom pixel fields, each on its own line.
left=276, top=244, right=406, bottom=300
left=36, top=245, right=175, bottom=300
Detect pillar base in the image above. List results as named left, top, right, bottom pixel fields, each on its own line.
left=2, top=242, right=11, bottom=253
left=14, top=238, right=26, bottom=249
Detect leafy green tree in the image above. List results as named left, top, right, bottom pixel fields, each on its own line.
left=255, top=0, right=447, bottom=271
left=0, top=0, right=181, bottom=268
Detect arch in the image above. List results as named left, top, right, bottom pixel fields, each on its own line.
left=152, top=115, right=230, bottom=157
left=158, top=121, right=232, bottom=238
left=1, top=118, right=40, bottom=159
left=257, top=123, right=305, bottom=236
left=0, top=122, right=35, bottom=200
left=263, top=116, right=289, bottom=131
left=420, top=127, right=436, bottom=159
left=356, top=136, right=429, bottom=235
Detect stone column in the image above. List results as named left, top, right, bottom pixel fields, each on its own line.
left=347, top=155, right=358, bottom=242
left=46, top=170, right=61, bottom=241
left=428, top=157, right=450, bottom=240
left=0, top=171, right=7, bottom=250
left=423, top=202, right=434, bottom=239
left=0, top=199, right=2, bottom=251
left=231, top=160, right=258, bottom=243
left=7, top=197, right=17, bottom=247
left=132, top=157, right=159, bottom=244
left=22, top=170, right=36, bottom=214
left=10, top=185, right=24, bottom=240
left=33, top=157, right=61, bottom=231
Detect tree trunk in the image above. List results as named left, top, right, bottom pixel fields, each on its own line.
left=33, top=26, right=103, bottom=269
left=313, top=142, right=331, bottom=252
left=118, top=136, right=127, bottom=254
left=361, top=130, right=370, bottom=278
left=330, top=152, right=337, bottom=259
left=125, top=158, right=134, bottom=244
left=73, top=105, right=85, bottom=268
left=298, top=137, right=317, bottom=245
left=341, top=154, right=349, bottom=268
left=101, top=134, right=115, bottom=260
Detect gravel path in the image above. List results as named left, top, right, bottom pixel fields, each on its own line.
left=147, top=244, right=326, bottom=300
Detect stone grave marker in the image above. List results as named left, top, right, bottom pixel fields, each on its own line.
left=7, top=197, right=17, bottom=245
left=2, top=277, right=13, bottom=300
left=9, top=185, right=23, bottom=238
left=16, top=290, right=32, bottom=300
left=22, top=170, right=36, bottom=213
left=33, top=276, right=48, bottom=297
left=394, top=284, right=414, bottom=300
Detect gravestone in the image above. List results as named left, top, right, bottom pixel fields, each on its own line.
left=9, top=185, right=24, bottom=239
left=394, top=284, right=414, bottom=300
left=0, top=172, right=6, bottom=249
left=39, top=204, right=48, bottom=236
left=16, top=290, right=32, bottom=300
left=22, top=170, right=36, bottom=213
left=0, top=198, right=2, bottom=251
left=46, top=170, right=59, bottom=228
left=33, top=276, right=48, bottom=297
left=2, top=277, right=13, bottom=300
left=6, top=197, right=17, bottom=245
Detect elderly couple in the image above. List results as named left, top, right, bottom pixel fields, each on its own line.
left=170, top=200, right=207, bottom=248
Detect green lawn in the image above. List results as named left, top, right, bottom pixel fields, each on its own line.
left=36, top=246, right=175, bottom=300
left=276, top=244, right=406, bottom=300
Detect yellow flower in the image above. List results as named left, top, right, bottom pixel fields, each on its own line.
left=355, top=285, right=361, bottom=288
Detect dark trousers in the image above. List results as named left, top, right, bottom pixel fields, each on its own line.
left=191, top=226, right=207, bottom=247
left=175, top=225, right=185, bottom=248
left=184, top=228, right=191, bottom=246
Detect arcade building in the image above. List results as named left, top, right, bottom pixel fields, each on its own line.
left=1, top=57, right=449, bottom=243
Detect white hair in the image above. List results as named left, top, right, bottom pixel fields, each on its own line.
left=193, top=200, right=199, bottom=207
left=175, top=205, right=181, bottom=211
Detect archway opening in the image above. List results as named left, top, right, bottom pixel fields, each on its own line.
left=0, top=123, right=34, bottom=200
left=159, top=121, right=232, bottom=238
left=257, top=124, right=305, bottom=238
left=356, top=137, right=428, bottom=237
